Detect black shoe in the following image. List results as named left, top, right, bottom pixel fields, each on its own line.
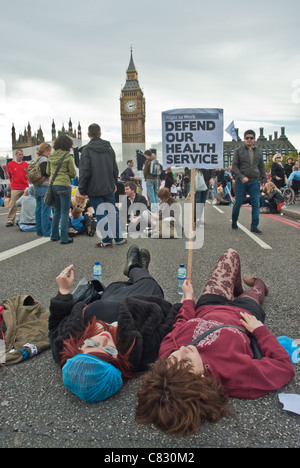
left=60, top=238, right=74, bottom=244
left=139, top=248, right=151, bottom=270
left=6, top=222, right=13, bottom=227
left=232, top=222, right=238, bottom=230
left=123, top=245, right=140, bottom=277
left=251, top=227, right=262, bottom=234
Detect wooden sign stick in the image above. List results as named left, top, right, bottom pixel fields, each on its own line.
left=187, top=169, right=195, bottom=279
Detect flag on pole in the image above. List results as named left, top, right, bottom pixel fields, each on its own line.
left=225, top=121, right=238, bottom=141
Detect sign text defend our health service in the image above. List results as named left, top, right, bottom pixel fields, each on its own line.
left=162, top=108, right=224, bottom=169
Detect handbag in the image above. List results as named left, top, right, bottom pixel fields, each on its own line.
left=194, top=171, right=208, bottom=191
left=188, top=324, right=263, bottom=360
left=72, top=276, right=105, bottom=304
left=44, top=152, right=69, bottom=207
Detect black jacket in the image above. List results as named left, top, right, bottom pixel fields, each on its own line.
left=79, top=137, right=119, bottom=196
left=48, top=290, right=181, bottom=372
left=271, top=162, right=285, bottom=189
left=232, top=145, right=267, bottom=183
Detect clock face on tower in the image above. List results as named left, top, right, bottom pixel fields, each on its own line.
left=125, top=100, right=136, bottom=112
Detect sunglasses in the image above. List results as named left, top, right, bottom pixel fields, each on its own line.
left=245, top=136, right=255, bottom=140
left=83, top=339, right=118, bottom=356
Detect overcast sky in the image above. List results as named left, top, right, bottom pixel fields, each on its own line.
left=0, top=0, right=299, bottom=156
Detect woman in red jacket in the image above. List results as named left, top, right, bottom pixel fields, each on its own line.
left=135, top=248, right=295, bottom=437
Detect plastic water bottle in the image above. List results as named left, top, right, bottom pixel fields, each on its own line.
left=93, top=261, right=102, bottom=283
left=178, top=264, right=187, bottom=295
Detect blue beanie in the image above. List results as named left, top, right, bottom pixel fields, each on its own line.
left=62, top=354, right=123, bottom=402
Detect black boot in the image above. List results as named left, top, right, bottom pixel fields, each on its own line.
left=139, top=248, right=151, bottom=270
left=123, top=245, right=140, bottom=277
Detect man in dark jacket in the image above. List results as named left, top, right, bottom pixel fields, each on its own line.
left=124, top=181, right=148, bottom=230
left=232, top=130, right=267, bottom=234
left=79, top=123, right=127, bottom=248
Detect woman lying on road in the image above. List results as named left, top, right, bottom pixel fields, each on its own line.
left=135, top=248, right=295, bottom=437
left=48, top=246, right=181, bottom=402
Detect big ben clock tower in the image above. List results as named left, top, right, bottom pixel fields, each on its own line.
left=120, top=48, right=146, bottom=161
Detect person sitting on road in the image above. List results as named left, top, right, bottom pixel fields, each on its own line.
left=48, top=246, right=181, bottom=402
left=124, top=181, right=148, bottom=231
left=16, top=185, right=37, bottom=232
left=261, top=182, right=285, bottom=214
left=135, top=248, right=295, bottom=437
left=216, top=186, right=231, bottom=205
left=147, top=187, right=182, bottom=238
left=70, top=207, right=88, bottom=234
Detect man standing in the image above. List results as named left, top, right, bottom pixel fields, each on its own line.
left=79, top=123, right=127, bottom=248
left=6, top=149, right=29, bottom=227
left=232, top=130, right=267, bottom=234
left=144, top=150, right=160, bottom=212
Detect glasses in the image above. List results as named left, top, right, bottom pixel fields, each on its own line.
left=83, top=339, right=118, bottom=356
left=245, top=136, right=255, bottom=140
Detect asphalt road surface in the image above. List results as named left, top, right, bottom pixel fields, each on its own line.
left=0, top=201, right=299, bottom=450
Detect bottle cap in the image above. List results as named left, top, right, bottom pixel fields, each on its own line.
left=95, top=261, right=100, bottom=265
left=180, top=264, right=184, bottom=268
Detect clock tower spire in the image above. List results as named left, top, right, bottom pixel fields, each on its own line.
left=120, top=47, right=146, bottom=160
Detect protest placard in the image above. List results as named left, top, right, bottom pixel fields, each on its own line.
left=162, top=108, right=223, bottom=169
left=162, top=108, right=223, bottom=278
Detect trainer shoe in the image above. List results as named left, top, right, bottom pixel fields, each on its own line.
left=251, top=227, right=262, bottom=234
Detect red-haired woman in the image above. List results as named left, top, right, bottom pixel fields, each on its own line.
left=135, top=248, right=295, bottom=436
left=48, top=246, right=181, bottom=402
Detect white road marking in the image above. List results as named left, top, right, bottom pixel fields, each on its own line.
left=213, top=206, right=224, bottom=214
left=0, top=237, right=50, bottom=262
left=236, top=222, right=272, bottom=250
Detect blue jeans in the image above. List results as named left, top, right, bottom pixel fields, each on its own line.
left=194, top=190, right=208, bottom=221
left=146, top=179, right=159, bottom=212
left=89, top=192, right=124, bottom=245
left=51, top=185, right=71, bottom=243
left=232, top=180, right=260, bottom=229
left=35, top=185, right=52, bottom=237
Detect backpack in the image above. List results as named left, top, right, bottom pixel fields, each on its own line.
left=85, top=217, right=97, bottom=236
left=120, top=169, right=127, bottom=181
left=150, top=159, right=162, bottom=176
left=27, top=160, right=45, bottom=186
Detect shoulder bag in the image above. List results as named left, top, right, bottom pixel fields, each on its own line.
left=188, top=324, right=263, bottom=360
left=44, top=152, right=69, bottom=207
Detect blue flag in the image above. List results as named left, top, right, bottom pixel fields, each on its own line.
left=225, top=121, right=238, bottom=141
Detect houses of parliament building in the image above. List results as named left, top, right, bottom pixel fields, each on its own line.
left=11, top=49, right=296, bottom=167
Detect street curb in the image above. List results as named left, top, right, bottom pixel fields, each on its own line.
left=282, top=209, right=300, bottom=221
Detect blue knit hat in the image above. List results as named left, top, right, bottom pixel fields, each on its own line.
left=62, top=354, right=123, bottom=402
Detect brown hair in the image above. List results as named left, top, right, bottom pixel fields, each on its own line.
left=53, top=134, right=73, bottom=151
left=124, top=181, right=137, bottom=192
left=60, top=317, right=135, bottom=380
left=158, top=187, right=170, bottom=201
left=135, top=357, right=228, bottom=437
left=36, top=142, right=51, bottom=157
left=88, top=123, right=101, bottom=138
left=71, top=207, right=82, bottom=219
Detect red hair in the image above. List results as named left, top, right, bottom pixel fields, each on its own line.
left=60, top=317, right=136, bottom=380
